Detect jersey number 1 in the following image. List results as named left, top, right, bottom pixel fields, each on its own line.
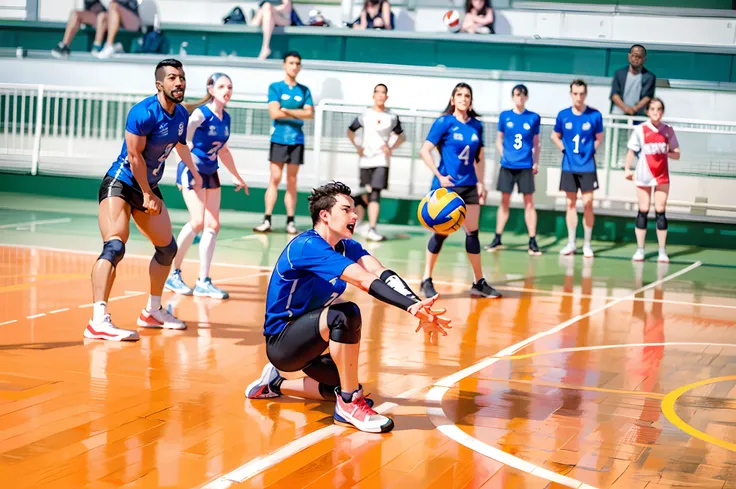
left=572, top=134, right=580, bottom=154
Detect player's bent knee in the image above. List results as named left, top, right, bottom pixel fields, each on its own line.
left=368, top=190, right=381, bottom=203
left=98, top=239, right=125, bottom=267
left=427, top=233, right=447, bottom=254
left=655, top=211, right=668, bottom=230
left=465, top=230, right=481, bottom=254
left=636, top=210, right=648, bottom=230
left=153, top=237, right=177, bottom=266
left=327, top=302, right=361, bottom=344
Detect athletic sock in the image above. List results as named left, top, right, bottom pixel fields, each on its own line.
left=567, top=227, right=576, bottom=246
left=147, top=295, right=161, bottom=311
left=264, top=214, right=272, bottom=223
left=199, top=229, right=217, bottom=279
left=286, top=215, right=295, bottom=224
left=583, top=226, right=593, bottom=247
left=93, top=301, right=107, bottom=322
left=174, top=222, right=197, bottom=269
left=341, top=387, right=358, bottom=403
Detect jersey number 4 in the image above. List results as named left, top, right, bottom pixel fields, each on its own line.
left=152, top=143, right=174, bottom=176
left=459, top=145, right=471, bottom=166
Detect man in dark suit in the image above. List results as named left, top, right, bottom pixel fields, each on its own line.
left=610, top=44, right=656, bottom=116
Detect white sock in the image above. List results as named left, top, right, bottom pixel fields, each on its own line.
left=659, top=247, right=667, bottom=255
left=93, top=301, right=107, bottom=322
left=147, top=295, right=161, bottom=311
left=199, top=228, right=217, bottom=280
left=567, top=227, right=576, bottom=247
left=583, top=227, right=593, bottom=247
left=174, top=222, right=197, bottom=270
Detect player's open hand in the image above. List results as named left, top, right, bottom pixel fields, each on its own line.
left=438, top=175, right=455, bottom=188
left=408, top=294, right=452, bottom=336
left=143, top=192, right=163, bottom=215
left=234, top=176, right=250, bottom=195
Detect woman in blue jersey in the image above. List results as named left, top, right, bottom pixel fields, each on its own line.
left=165, top=73, right=249, bottom=299
left=419, top=83, right=501, bottom=299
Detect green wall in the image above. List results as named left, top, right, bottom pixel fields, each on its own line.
left=1, top=172, right=734, bottom=249
left=3, top=20, right=736, bottom=83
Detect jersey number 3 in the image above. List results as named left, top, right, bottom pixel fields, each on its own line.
left=513, top=134, right=523, bottom=150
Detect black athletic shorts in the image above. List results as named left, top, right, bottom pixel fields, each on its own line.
left=497, top=167, right=535, bottom=195
left=448, top=185, right=480, bottom=205
left=98, top=174, right=163, bottom=213
left=269, top=142, right=305, bottom=165
left=559, top=171, right=599, bottom=193
left=359, top=167, right=389, bottom=190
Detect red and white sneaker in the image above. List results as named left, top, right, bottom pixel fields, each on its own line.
left=334, top=387, right=394, bottom=433
left=136, top=306, right=186, bottom=330
left=84, top=314, right=140, bottom=341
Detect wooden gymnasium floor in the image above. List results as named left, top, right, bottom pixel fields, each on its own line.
left=1, top=194, right=735, bottom=489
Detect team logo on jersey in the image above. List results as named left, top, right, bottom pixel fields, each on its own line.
left=294, top=95, right=303, bottom=102
left=329, top=277, right=338, bottom=285
left=157, top=122, right=169, bottom=136
left=178, top=122, right=185, bottom=136
left=281, top=94, right=290, bottom=101
left=582, top=122, right=591, bottom=131
left=471, top=133, right=479, bottom=141
left=506, top=121, right=514, bottom=128
left=565, top=122, right=573, bottom=130
left=451, top=126, right=459, bottom=132
left=453, top=133, right=464, bottom=141
left=208, top=125, right=217, bottom=136
left=523, top=123, right=531, bottom=130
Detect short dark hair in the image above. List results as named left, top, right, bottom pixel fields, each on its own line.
left=308, top=181, right=352, bottom=225
left=511, top=84, right=528, bottom=97
left=630, top=44, right=647, bottom=56
left=155, top=58, right=183, bottom=82
left=374, top=83, right=388, bottom=93
left=647, top=97, right=665, bottom=112
left=283, top=51, right=302, bottom=62
left=570, top=79, right=587, bottom=92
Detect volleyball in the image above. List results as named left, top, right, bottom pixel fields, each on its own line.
left=443, top=10, right=460, bottom=32
left=417, top=188, right=466, bottom=235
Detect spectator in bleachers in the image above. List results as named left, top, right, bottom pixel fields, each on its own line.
left=252, top=0, right=294, bottom=60
left=52, top=1, right=141, bottom=59
left=610, top=44, right=656, bottom=117
left=352, top=0, right=394, bottom=30
left=461, top=0, right=494, bottom=34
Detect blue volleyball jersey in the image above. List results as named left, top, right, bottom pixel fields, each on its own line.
left=268, top=81, right=313, bottom=145
left=553, top=106, right=603, bottom=173
left=188, top=105, right=231, bottom=175
left=426, top=115, right=484, bottom=189
left=498, top=109, right=541, bottom=169
left=106, top=94, right=189, bottom=188
left=263, top=229, right=369, bottom=336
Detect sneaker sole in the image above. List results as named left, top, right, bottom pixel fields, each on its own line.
left=658, top=258, right=670, bottom=263
left=484, top=245, right=505, bottom=252
left=136, top=316, right=187, bottom=330
left=334, top=416, right=395, bottom=433
left=84, top=325, right=139, bottom=341
left=528, top=249, right=542, bottom=256
left=253, top=229, right=272, bottom=233
left=193, top=290, right=229, bottom=300
left=246, top=364, right=280, bottom=398
left=632, top=257, right=645, bottom=262
left=164, top=284, right=193, bottom=296
left=469, top=290, right=502, bottom=299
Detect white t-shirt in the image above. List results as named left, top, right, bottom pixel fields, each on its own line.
left=612, top=71, right=643, bottom=115
left=348, top=108, right=403, bottom=169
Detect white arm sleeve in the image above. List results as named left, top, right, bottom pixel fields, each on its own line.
left=186, top=108, right=206, bottom=143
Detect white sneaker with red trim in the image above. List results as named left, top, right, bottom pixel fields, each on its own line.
left=84, top=314, right=140, bottom=341
left=333, top=387, right=394, bottom=433
left=136, top=306, right=186, bottom=330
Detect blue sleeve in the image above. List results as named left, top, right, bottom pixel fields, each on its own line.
left=497, top=116, right=504, bottom=134
left=533, top=114, right=541, bottom=135
left=594, top=112, right=603, bottom=134
left=426, top=117, right=448, bottom=146
left=343, top=239, right=369, bottom=262
left=554, top=113, right=562, bottom=134
left=289, top=238, right=356, bottom=282
left=267, top=83, right=279, bottom=103
left=304, top=88, right=313, bottom=107
left=477, top=120, right=484, bottom=147
left=125, top=104, right=156, bottom=136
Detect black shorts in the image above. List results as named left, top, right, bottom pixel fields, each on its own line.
left=448, top=185, right=480, bottom=205
left=269, top=142, right=305, bottom=165
left=359, top=167, right=389, bottom=191
left=559, top=171, right=599, bottom=193
left=98, top=174, right=163, bottom=213
left=497, top=167, right=535, bottom=195
left=265, top=306, right=341, bottom=387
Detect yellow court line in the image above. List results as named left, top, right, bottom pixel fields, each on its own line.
left=661, top=376, right=736, bottom=452
left=476, top=376, right=664, bottom=400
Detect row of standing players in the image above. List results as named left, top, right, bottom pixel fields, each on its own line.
left=83, top=54, right=679, bottom=433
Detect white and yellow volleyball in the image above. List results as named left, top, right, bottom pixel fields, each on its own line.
left=417, top=188, right=466, bottom=235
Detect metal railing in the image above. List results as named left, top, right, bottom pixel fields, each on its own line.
left=2, top=84, right=736, bottom=215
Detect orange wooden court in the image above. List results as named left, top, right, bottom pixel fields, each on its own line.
left=1, top=206, right=736, bottom=489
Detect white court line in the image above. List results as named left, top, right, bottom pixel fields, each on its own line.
left=0, top=218, right=72, bottom=229
left=49, top=308, right=69, bottom=314
left=201, top=386, right=424, bottom=489
left=492, top=342, right=736, bottom=360
left=26, top=313, right=46, bottom=319
left=425, top=261, right=702, bottom=489
left=0, top=319, right=18, bottom=326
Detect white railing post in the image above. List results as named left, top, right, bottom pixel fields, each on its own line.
left=313, top=101, right=325, bottom=187
left=603, top=123, right=612, bottom=198
left=31, top=85, right=44, bottom=176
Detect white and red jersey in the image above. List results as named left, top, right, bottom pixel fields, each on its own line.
left=627, top=121, right=679, bottom=186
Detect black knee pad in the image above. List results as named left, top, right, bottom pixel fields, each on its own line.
left=427, top=233, right=448, bottom=254
left=636, top=210, right=648, bottom=230
left=98, top=239, right=125, bottom=267
left=318, top=382, right=338, bottom=401
left=655, top=211, right=668, bottom=230
left=153, top=237, right=178, bottom=266
left=465, top=229, right=481, bottom=254
left=353, top=194, right=367, bottom=209
left=327, top=301, right=361, bottom=344
left=368, top=189, right=381, bottom=203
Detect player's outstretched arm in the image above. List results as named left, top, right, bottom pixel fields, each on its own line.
left=358, top=255, right=421, bottom=301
